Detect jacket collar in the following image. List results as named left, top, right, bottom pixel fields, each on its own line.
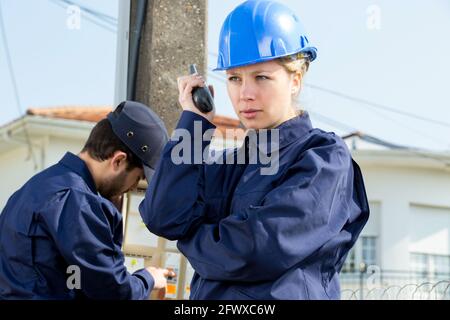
left=245, top=111, right=313, bottom=153
left=59, top=152, right=98, bottom=194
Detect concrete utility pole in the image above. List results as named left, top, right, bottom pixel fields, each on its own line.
left=129, top=0, right=208, bottom=133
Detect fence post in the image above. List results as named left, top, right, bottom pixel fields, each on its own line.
left=359, top=262, right=367, bottom=300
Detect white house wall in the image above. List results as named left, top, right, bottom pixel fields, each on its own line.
left=46, top=136, right=85, bottom=168
left=357, top=162, right=450, bottom=271
left=409, top=204, right=450, bottom=256
left=0, top=135, right=85, bottom=210
left=0, top=146, right=37, bottom=209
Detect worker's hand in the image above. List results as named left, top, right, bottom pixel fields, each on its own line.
left=177, top=74, right=215, bottom=122
left=146, top=266, right=176, bottom=290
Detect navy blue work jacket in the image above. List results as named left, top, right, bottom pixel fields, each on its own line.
left=140, top=111, right=369, bottom=300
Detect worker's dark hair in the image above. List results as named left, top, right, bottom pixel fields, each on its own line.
left=81, top=105, right=142, bottom=171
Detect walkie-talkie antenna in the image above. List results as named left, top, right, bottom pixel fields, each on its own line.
left=189, top=64, right=214, bottom=113
left=189, top=64, right=198, bottom=75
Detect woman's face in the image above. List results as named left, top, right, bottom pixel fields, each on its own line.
left=226, top=60, right=301, bottom=129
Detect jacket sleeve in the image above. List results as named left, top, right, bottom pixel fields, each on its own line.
left=42, top=191, right=154, bottom=300
left=139, top=111, right=243, bottom=239
left=177, top=138, right=361, bottom=282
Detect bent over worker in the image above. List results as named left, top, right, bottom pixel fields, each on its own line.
left=0, top=101, right=174, bottom=299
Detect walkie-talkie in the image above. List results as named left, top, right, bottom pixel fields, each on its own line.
left=189, top=64, right=214, bottom=113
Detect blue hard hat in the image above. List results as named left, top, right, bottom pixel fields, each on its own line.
left=215, top=0, right=317, bottom=71
left=107, top=101, right=168, bottom=182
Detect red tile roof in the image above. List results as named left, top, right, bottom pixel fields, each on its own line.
left=27, top=106, right=113, bottom=123
left=27, top=106, right=245, bottom=140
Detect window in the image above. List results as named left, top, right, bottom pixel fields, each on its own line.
left=410, top=253, right=450, bottom=279
left=342, top=201, right=380, bottom=273
left=433, top=255, right=450, bottom=275
left=411, top=253, right=428, bottom=273
left=342, top=236, right=378, bottom=273
left=342, top=247, right=356, bottom=273
left=362, top=236, right=377, bottom=266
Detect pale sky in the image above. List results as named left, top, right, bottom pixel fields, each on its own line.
left=1, top=0, right=449, bottom=151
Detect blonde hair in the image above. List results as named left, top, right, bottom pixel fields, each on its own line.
left=276, top=53, right=310, bottom=115
left=276, top=52, right=310, bottom=75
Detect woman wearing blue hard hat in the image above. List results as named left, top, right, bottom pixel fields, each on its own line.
left=140, top=0, right=369, bottom=300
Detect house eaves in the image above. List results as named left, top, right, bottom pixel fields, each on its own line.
left=352, top=148, right=450, bottom=172
left=0, top=115, right=94, bottom=153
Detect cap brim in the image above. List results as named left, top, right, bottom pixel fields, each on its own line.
left=143, top=165, right=155, bottom=183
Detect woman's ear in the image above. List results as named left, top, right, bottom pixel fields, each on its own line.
left=291, top=72, right=302, bottom=96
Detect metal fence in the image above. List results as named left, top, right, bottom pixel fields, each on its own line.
left=340, top=268, right=450, bottom=300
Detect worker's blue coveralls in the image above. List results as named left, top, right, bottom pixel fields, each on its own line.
left=140, top=111, right=369, bottom=299
left=0, top=153, right=153, bottom=299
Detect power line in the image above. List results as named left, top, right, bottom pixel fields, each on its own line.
left=59, top=0, right=117, bottom=26
left=308, top=110, right=356, bottom=133
left=357, top=101, right=450, bottom=149
left=305, top=83, right=450, bottom=129
left=51, top=0, right=117, bottom=31
left=0, top=1, right=38, bottom=170
left=309, top=112, right=450, bottom=167
left=49, top=0, right=117, bottom=33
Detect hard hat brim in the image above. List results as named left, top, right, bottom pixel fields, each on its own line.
left=213, top=48, right=317, bottom=71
